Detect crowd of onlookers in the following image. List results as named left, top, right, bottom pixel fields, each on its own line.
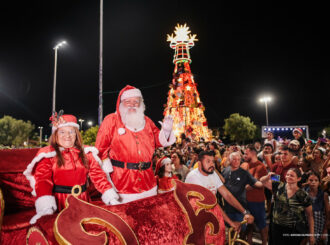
left=152, top=128, right=330, bottom=245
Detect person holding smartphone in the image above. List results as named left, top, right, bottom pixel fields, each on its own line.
left=261, top=168, right=315, bottom=245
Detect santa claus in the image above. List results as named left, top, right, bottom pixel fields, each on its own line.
left=95, top=85, right=176, bottom=204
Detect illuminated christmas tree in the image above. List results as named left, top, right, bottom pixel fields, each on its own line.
left=164, top=24, right=211, bottom=142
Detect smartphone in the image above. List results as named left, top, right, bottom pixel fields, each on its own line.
left=271, top=174, right=280, bottom=182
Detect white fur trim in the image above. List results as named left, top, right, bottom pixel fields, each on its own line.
left=118, top=128, right=126, bottom=135
left=121, top=88, right=142, bottom=101
left=114, top=186, right=157, bottom=205
left=84, top=148, right=116, bottom=191
left=30, top=195, right=57, bottom=224
left=124, top=120, right=145, bottom=133
left=23, top=151, right=57, bottom=196
left=158, top=186, right=175, bottom=194
left=101, top=188, right=120, bottom=205
left=52, top=122, right=80, bottom=133
left=160, top=157, right=171, bottom=167
left=159, top=129, right=176, bottom=147
left=35, top=195, right=57, bottom=213
left=101, top=158, right=114, bottom=173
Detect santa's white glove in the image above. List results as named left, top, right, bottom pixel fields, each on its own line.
left=30, top=195, right=57, bottom=224
left=159, top=116, right=174, bottom=139
left=102, top=188, right=120, bottom=205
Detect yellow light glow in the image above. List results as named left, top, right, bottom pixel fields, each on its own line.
left=167, top=23, right=198, bottom=44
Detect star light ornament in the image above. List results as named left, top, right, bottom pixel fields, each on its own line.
left=167, top=24, right=198, bottom=64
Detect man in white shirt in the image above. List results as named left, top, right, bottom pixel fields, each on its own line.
left=185, top=151, right=254, bottom=226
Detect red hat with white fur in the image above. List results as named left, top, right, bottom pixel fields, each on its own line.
left=155, top=156, right=172, bottom=175
left=293, top=128, right=303, bottom=135
left=50, top=114, right=79, bottom=133
left=121, top=87, right=142, bottom=101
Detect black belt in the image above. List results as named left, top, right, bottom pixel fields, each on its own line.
left=53, top=184, right=87, bottom=194
left=111, top=159, right=151, bottom=170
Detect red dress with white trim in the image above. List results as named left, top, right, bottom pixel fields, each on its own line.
left=24, top=145, right=111, bottom=211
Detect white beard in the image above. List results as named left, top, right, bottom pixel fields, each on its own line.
left=119, top=101, right=146, bottom=131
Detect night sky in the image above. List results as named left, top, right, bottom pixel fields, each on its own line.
left=0, top=1, right=328, bottom=138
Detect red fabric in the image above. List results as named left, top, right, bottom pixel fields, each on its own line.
left=34, top=180, right=225, bottom=244
left=0, top=173, right=35, bottom=213
left=95, top=85, right=164, bottom=195
left=33, top=146, right=111, bottom=210
left=156, top=175, right=179, bottom=192
left=0, top=148, right=39, bottom=173
left=246, top=160, right=267, bottom=202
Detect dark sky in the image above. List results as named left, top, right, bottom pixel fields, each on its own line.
left=0, top=1, right=329, bottom=138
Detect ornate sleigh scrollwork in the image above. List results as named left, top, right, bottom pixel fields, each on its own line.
left=172, top=180, right=222, bottom=245
left=53, top=185, right=139, bottom=245
left=37, top=182, right=224, bottom=245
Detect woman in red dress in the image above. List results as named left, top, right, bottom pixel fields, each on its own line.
left=155, top=156, right=179, bottom=193
left=24, top=114, right=117, bottom=224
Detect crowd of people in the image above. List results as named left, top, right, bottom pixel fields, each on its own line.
left=153, top=130, right=330, bottom=245
left=24, top=85, right=329, bottom=244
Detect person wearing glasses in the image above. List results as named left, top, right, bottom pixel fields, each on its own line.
left=24, top=114, right=113, bottom=224
left=95, top=85, right=176, bottom=205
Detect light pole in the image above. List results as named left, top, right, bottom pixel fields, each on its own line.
left=259, top=96, right=271, bottom=126
left=78, top=119, right=85, bottom=130
left=87, top=121, right=93, bottom=127
left=38, top=126, right=43, bottom=147
left=98, top=0, right=104, bottom=125
left=52, top=41, right=67, bottom=115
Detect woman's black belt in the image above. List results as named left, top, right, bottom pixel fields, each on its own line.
left=53, top=184, right=87, bottom=194
left=111, top=159, right=151, bottom=170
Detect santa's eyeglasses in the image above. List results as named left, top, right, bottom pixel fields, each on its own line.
left=121, top=99, right=140, bottom=106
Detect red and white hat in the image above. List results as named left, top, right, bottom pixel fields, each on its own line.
left=155, top=156, right=172, bottom=175
left=293, top=128, right=303, bottom=135
left=50, top=114, right=79, bottom=133
left=121, top=87, right=142, bottom=101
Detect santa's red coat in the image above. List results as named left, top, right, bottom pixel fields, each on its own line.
left=95, top=85, right=175, bottom=200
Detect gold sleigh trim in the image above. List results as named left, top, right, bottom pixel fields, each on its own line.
left=26, top=226, right=50, bottom=245
left=172, top=180, right=220, bottom=245
left=53, top=185, right=139, bottom=245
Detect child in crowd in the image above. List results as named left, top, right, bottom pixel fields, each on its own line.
left=304, top=171, right=329, bottom=245
left=155, top=156, right=179, bottom=193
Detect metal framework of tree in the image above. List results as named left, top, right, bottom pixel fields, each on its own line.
left=163, top=24, right=211, bottom=142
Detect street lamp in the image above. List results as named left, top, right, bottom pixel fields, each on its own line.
left=87, top=121, right=93, bottom=127
left=78, top=119, right=84, bottom=130
left=259, top=96, right=271, bottom=126
left=52, top=40, right=67, bottom=115
left=38, top=126, right=43, bottom=147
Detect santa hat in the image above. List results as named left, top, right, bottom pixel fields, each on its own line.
left=155, top=156, right=172, bottom=175
left=121, top=87, right=142, bottom=101
left=293, top=128, right=303, bottom=135
left=51, top=114, right=79, bottom=133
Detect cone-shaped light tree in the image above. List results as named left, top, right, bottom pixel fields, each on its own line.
left=164, top=24, right=211, bottom=142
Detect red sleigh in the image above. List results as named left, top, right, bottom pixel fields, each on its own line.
left=0, top=149, right=225, bottom=245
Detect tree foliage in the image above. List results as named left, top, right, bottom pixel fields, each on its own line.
left=223, top=113, right=257, bottom=144
left=0, top=115, right=35, bottom=147
left=82, top=126, right=99, bottom=146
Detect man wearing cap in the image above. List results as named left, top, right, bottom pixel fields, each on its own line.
left=95, top=85, right=176, bottom=205
left=288, top=139, right=301, bottom=156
